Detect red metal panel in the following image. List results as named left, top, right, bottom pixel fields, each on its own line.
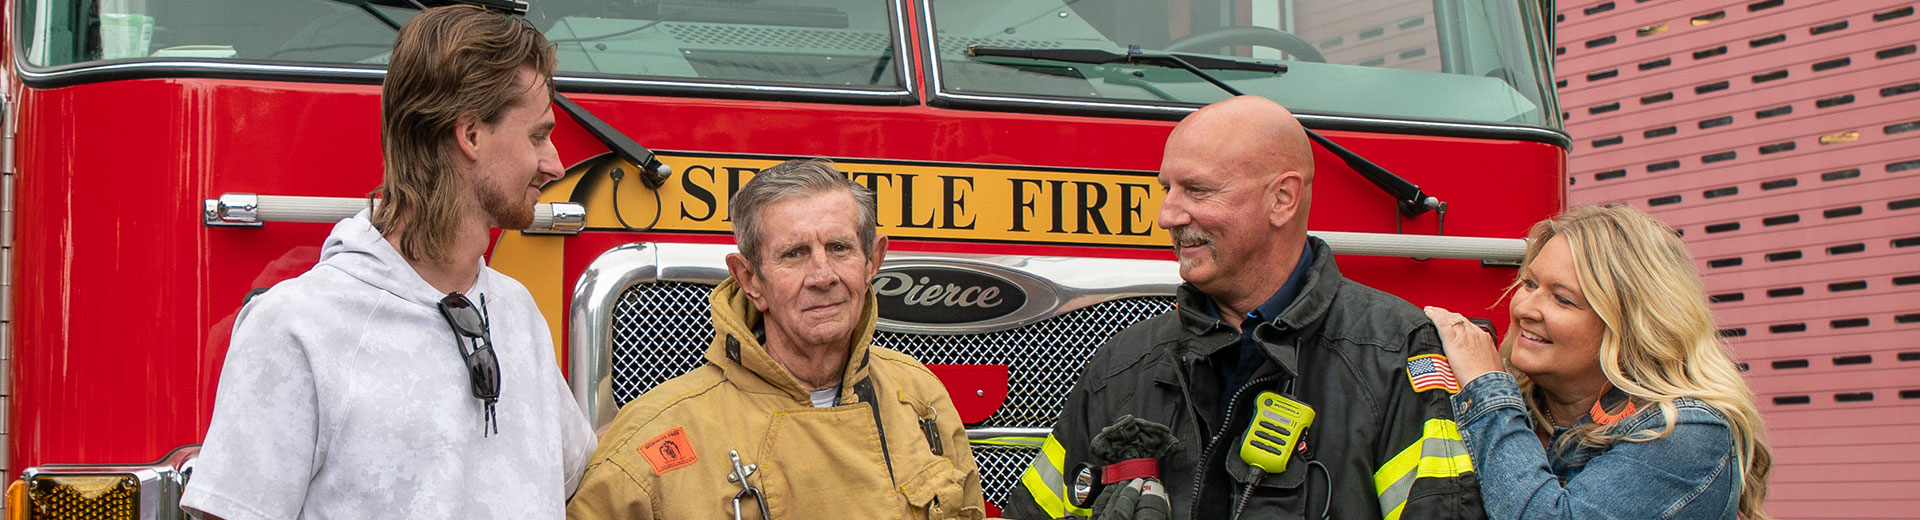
left=1558, top=1, right=1920, bottom=517
left=924, top=364, right=1010, bottom=425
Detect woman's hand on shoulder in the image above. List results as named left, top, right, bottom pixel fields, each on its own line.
left=1422, top=306, right=1504, bottom=387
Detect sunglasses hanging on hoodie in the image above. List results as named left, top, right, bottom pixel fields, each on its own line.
left=438, top=292, right=502, bottom=436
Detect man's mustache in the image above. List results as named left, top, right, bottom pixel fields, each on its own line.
left=1169, top=226, right=1212, bottom=247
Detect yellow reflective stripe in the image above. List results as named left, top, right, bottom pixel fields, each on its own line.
left=1373, top=419, right=1475, bottom=520
left=970, top=436, right=1046, bottom=447
left=1017, top=434, right=1092, bottom=518
left=1018, top=462, right=1063, bottom=517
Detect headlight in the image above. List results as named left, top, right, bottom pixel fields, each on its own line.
left=9, top=445, right=198, bottom=520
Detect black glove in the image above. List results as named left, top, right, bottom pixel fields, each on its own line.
left=1089, top=414, right=1183, bottom=461
left=1082, top=415, right=1182, bottom=520
left=1088, top=477, right=1170, bottom=520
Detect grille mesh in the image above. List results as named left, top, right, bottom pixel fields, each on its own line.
left=875, top=297, right=1172, bottom=427
left=610, top=282, right=719, bottom=407
left=607, top=281, right=1171, bottom=508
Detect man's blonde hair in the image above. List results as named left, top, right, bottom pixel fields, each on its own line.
left=1504, top=204, right=1771, bottom=519
left=373, top=5, right=555, bottom=263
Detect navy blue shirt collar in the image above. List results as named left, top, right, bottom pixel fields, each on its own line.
left=1199, top=243, right=1316, bottom=329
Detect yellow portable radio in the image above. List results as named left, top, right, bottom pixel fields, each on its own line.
left=1238, top=391, right=1315, bottom=473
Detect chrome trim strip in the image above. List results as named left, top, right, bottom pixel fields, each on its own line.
left=929, top=91, right=1570, bottom=145
left=967, top=427, right=1051, bottom=440
left=16, top=60, right=386, bottom=82
left=19, top=60, right=911, bottom=99
left=891, top=0, right=916, bottom=95
left=1312, top=231, right=1526, bottom=264
left=916, top=0, right=944, bottom=96
left=557, top=75, right=906, bottom=98
left=21, top=38, right=918, bottom=99
left=570, top=242, right=657, bottom=424
left=1292, top=114, right=1570, bottom=145
left=200, top=193, right=586, bottom=234
left=935, top=90, right=1192, bottom=116
left=1, top=96, right=12, bottom=486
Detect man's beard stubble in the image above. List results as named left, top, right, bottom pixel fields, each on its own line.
left=479, top=174, right=542, bottom=230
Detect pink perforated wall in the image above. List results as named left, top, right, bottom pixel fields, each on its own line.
left=1555, top=1, right=1920, bottom=517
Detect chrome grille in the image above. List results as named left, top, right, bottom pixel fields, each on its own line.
left=610, top=282, right=718, bottom=408
left=875, top=297, right=1173, bottom=427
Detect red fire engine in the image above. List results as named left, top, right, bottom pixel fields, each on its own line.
left=1, top=0, right=1563, bottom=517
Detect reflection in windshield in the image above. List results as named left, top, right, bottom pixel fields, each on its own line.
left=20, top=0, right=902, bottom=90
left=540, top=1, right=899, bottom=88
left=931, top=0, right=1556, bottom=128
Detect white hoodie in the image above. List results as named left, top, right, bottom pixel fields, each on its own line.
left=182, top=210, right=595, bottom=520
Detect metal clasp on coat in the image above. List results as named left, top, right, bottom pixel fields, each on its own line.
left=728, top=450, right=772, bottom=520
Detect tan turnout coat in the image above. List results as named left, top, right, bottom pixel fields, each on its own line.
left=567, top=278, right=985, bottom=520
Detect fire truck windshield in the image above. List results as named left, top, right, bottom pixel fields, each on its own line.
left=17, top=0, right=904, bottom=90
left=17, top=0, right=1554, bottom=127
left=930, top=0, right=1558, bottom=128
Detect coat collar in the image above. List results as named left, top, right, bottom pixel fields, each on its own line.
left=704, top=277, right=880, bottom=405
left=1170, top=236, right=1342, bottom=379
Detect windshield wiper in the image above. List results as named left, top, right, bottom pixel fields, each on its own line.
left=968, top=46, right=1284, bottom=74
left=333, top=0, right=672, bottom=186
left=967, top=45, right=1444, bottom=220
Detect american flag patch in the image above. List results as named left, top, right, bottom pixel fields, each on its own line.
left=1407, top=354, right=1459, bottom=394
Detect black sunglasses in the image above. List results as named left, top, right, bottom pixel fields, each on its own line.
left=438, top=292, right=501, bottom=436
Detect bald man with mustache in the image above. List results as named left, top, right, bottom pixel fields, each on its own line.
left=1005, top=97, right=1486, bottom=520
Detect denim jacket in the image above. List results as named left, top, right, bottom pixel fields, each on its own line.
left=1449, top=372, right=1741, bottom=520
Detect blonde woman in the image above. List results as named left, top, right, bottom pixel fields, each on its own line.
left=1423, top=205, right=1771, bottom=519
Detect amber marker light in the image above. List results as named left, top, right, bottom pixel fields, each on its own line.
left=21, top=474, right=140, bottom=519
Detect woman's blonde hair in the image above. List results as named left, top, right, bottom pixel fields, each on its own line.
left=1503, top=204, right=1771, bottom=519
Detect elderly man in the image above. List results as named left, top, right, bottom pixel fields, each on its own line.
left=568, top=159, right=985, bottom=519
left=182, top=6, right=595, bottom=519
left=1006, top=97, right=1485, bottom=519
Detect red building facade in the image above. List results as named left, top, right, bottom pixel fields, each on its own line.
left=1555, top=1, right=1920, bottom=516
